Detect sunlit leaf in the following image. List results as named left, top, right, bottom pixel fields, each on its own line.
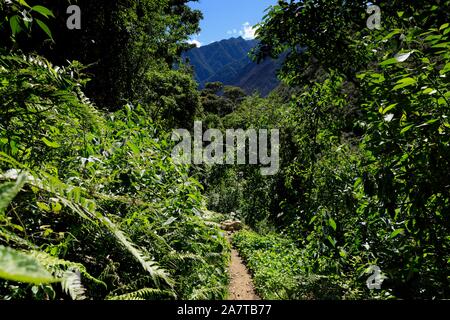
left=9, top=15, right=22, bottom=36
left=0, top=246, right=58, bottom=284
left=400, top=124, right=414, bottom=134
left=390, top=229, right=405, bottom=239
left=328, top=218, right=337, bottom=231
left=393, top=77, right=416, bottom=90
left=35, top=19, right=53, bottom=40
left=31, top=6, right=55, bottom=18
left=41, top=137, right=60, bottom=148
left=395, top=51, right=413, bottom=63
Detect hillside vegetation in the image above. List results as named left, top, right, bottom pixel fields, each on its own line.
left=1, top=0, right=449, bottom=301
left=204, top=0, right=450, bottom=300
left=0, top=0, right=228, bottom=300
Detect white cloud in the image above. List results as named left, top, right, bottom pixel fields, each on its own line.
left=242, top=22, right=256, bottom=40
left=188, top=39, right=202, bottom=47
left=227, top=29, right=239, bottom=35
left=227, top=23, right=257, bottom=40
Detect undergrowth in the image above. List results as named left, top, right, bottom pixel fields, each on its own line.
left=0, top=52, right=230, bottom=300
left=232, top=230, right=392, bottom=300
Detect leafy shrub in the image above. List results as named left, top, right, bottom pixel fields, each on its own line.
left=210, top=1, right=450, bottom=300
left=0, top=51, right=229, bottom=300
left=233, top=230, right=306, bottom=299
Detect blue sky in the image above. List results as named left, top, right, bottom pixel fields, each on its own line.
left=188, top=0, right=277, bottom=47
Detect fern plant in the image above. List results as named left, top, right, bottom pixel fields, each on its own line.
left=0, top=51, right=230, bottom=300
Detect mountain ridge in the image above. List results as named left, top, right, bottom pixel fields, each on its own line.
left=183, top=37, right=281, bottom=96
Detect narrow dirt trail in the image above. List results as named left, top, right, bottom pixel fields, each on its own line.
left=226, top=237, right=260, bottom=300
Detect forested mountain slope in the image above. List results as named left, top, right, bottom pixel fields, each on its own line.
left=183, top=37, right=281, bottom=96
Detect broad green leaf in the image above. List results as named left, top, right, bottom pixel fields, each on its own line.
left=0, top=246, right=58, bottom=284
left=422, top=88, right=437, bottom=95
left=380, top=58, right=398, bottom=66
left=393, top=77, right=416, bottom=90
left=9, top=15, right=22, bottom=36
left=0, top=174, right=27, bottom=214
left=31, top=6, right=55, bottom=18
left=328, top=218, right=337, bottom=231
left=382, top=103, right=397, bottom=115
left=41, top=137, right=60, bottom=148
left=439, top=23, right=449, bottom=31
left=440, top=62, right=450, bottom=74
left=400, top=124, right=414, bottom=134
left=438, top=97, right=447, bottom=105
left=390, top=229, right=404, bottom=239
left=18, top=0, right=31, bottom=8
left=35, top=19, right=53, bottom=40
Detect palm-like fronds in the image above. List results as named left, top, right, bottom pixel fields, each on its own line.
left=190, top=286, right=228, bottom=300
left=107, top=288, right=177, bottom=300
left=0, top=165, right=175, bottom=290
left=61, top=269, right=87, bottom=300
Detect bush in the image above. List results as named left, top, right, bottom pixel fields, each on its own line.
left=232, top=230, right=304, bottom=299
left=0, top=52, right=229, bottom=300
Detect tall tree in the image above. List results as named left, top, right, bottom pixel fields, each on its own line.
left=1, top=0, right=202, bottom=110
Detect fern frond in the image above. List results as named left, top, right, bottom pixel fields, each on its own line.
left=107, top=288, right=176, bottom=300
left=61, top=269, right=87, bottom=300
left=30, top=251, right=105, bottom=289
left=190, top=286, right=227, bottom=300
left=0, top=173, right=27, bottom=214
left=1, top=53, right=103, bottom=132
left=164, top=251, right=206, bottom=269
left=0, top=168, right=175, bottom=289
left=99, top=215, right=175, bottom=288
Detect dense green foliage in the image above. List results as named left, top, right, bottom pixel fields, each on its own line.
left=1, top=0, right=449, bottom=301
left=0, top=0, right=229, bottom=300
left=1, top=0, right=203, bottom=113
left=204, top=0, right=450, bottom=299
left=233, top=229, right=385, bottom=299
left=232, top=230, right=304, bottom=300
left=0, top=51, right=229, bottom=300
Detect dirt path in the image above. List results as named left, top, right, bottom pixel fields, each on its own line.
left=227, top=244, right=260, bottom=300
